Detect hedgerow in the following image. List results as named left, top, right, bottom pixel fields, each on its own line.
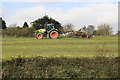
left=2, top=56, right=119, bottom=79
left=2, top=27, right=35, bottom=37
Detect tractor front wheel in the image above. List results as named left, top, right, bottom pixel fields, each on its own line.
left=36, top=33, right=43, bottom=39
left=49, top=31, right=59, bottom=39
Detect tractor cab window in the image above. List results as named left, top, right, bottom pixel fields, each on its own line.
left=45, top=24, right=55, bottom=31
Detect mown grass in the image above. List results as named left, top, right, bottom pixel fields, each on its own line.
left=2, top=36, right=118, bottom=60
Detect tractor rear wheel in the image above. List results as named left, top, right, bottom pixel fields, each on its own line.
left=49, top=31, right=59, bottom=39
left=36, top=33, right=43, bottom=39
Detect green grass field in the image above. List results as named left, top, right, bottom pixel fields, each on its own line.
left=2, top=36, right=118, bottom=60
left=2, top=36, right=119, bottom=78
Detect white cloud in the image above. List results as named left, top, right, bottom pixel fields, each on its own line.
left=50, top=3, right=118, bottom=32
left=3, top=3, right=118, bottom=33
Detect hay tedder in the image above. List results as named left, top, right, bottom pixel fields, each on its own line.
left=76, top=26, right=95, bottom=38
left=35, top=24, right=59, bottom=39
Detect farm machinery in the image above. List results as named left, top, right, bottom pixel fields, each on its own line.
left=77, top=26, right=94, bottom=38
left=67, top=25, right=95, bottom=38
left=35, top=23, right=59, bottom=39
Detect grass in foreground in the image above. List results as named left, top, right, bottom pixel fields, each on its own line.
left=2, top=36, right=118, bottom=60
left=2, top=56, right=119, bottom=78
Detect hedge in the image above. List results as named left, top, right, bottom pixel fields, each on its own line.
left=2, top=27, right=35, bottom=37
left=2, top=56, right=119, bottom=79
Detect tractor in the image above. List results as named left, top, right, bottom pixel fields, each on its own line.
left=35, top=23, right=59, bottom=39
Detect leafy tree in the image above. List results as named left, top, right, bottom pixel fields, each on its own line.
left=31, top=15, right=61, bottom=30
left=23, top=22, right=29, bottom=28
left=97, top=24, right=112, bottom=36
left=0, top=18, right=7, bottom=29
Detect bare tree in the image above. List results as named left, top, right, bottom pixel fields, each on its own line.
left=97, top=24, right=112, bottom=36
left=86, top=25, right=95, bottom=34
left=63, top=24, right=75, bottom=32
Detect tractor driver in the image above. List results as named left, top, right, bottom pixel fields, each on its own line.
left=44, top=22, right=48, bottom=29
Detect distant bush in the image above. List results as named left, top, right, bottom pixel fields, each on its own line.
left=2, top=27, right=35, bottom=37
left=2, top=56, right=119, bottom=79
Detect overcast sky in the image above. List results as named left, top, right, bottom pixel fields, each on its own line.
left=0, top=0, right=119, bottom=33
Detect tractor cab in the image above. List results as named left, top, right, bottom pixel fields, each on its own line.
left=44, top=24, right=55, bottom=32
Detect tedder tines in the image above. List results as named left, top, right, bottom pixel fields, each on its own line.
left=35, top=23, right=59, bottom=39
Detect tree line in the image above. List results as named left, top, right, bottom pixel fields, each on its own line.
left=0, top=15, right=118, bottom=36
